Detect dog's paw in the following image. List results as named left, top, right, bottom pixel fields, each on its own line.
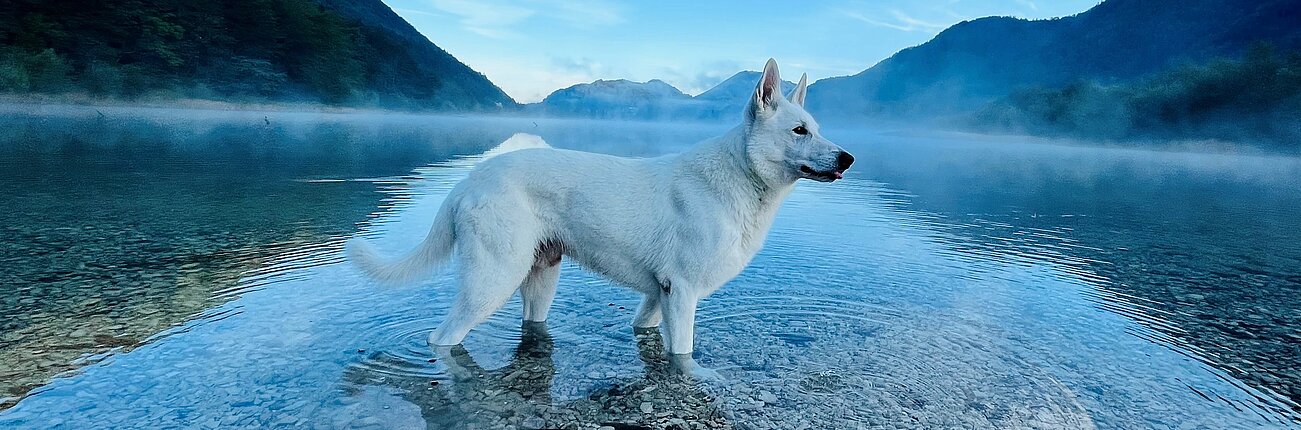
left=667, top=354, right=726, bottom=383
left=686, top=365, right=726, bottom=383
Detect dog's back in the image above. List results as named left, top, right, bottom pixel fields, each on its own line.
left=450, top=147, right=675, bottom=290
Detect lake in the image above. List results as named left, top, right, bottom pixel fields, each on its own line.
left=1, top=104, right=1298, bottom=429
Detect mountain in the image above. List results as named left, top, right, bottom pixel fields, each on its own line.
left=312, top=0, right=515, bottom=110
left=695, top=71, right=797, bottom=102
left=807, top=0, right=1301, bottom=118
left=530, top=71, right=794, bottom=120
left=532, top=79, right=694, bottom=119
left=693, top=71, right=797, bottom=119
left=975, top=42, right=1301, bottom=146
left=0, top=0, right=515, bottom=110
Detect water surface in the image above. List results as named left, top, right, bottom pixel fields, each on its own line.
left=1, top=106, right=1299, bottom=428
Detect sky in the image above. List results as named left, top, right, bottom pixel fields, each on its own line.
left=383, top=0, right=1102, bottom=103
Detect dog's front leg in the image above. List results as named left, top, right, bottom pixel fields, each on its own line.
left=657, top=278, right=724, bottom=381
left=657, top=278, right=698, bottom=355
left=632, top=292, right=662, bottom=328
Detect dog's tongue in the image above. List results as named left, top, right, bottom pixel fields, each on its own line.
left=833, top=171, right=844, bottom=179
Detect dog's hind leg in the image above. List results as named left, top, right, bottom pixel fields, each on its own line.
left=520, top=245, right=560, bottom=322
left=429, top=260, right=530, bottom=346
left=428, top=205, right=537, bottom=346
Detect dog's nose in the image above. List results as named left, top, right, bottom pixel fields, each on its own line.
left=836, top=151, right=855, bottom=171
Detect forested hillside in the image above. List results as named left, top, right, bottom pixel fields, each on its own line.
left=975, top=45, right=1301, bottom=145
left=807, top=0, right=1301, bottom=118
left=0, top=0, right=515, bottom=109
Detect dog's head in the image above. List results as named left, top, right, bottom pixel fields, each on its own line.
left=743, top=59, right=853, bottom=186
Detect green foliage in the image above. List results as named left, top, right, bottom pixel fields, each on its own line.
left=273, top=0, right=363, bottom=102
left=138, top=14, right=186, bottom=68
left=0, top=0, right=458, bottom=107
left=0, top=47, right=72, bottom=92
left=976, top=44, right=1301, bottom=146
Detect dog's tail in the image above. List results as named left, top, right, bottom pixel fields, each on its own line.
left=345, top=202, right=456, bottom=285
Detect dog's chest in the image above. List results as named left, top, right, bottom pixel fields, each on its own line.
left=697, top=201, right=778, bottom=287
left=713, top=234, right=763, bottom=281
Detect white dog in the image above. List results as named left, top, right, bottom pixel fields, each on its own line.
left=348, top=59, right=852, bottom=364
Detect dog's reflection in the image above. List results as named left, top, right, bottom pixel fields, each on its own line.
left=435, top=321, right=557, bottom=403
left=343, top=323, right=727, bottom=429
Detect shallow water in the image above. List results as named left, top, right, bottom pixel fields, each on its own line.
left=1, top=106, right=1299, bottom=429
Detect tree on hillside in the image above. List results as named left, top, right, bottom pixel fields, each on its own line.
left=975, top=44, right=1301, bottom=146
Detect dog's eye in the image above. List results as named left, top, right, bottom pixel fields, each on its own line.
left=792, top=126, right=808, bottom=135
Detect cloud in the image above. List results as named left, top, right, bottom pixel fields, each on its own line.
left=428, top=0, right=535, bottom=39
left=459, top=57, right=591, bottom=102
left=843, top=8, right=948, bottom=33
left=889, top=10, right=948, bottom=31
left=782, top=59, right=865, bottom=78
left=674, top=71, right=733, bottom=96
left=549, top=56, right=621, bottom=78
left=528, top=0, right=624, bottom=27
left=843, top=10, right=914, bottom=32
left=428, top=0, right=623, bottom=39
left=390, top=7, right=441, bottom=19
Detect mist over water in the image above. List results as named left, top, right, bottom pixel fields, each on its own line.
left=1, top=105, right=1299, bottom=428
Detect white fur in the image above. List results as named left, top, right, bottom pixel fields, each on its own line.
left=347, top=59, right=851, bottom=356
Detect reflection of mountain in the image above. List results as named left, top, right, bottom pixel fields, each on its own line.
left=0, top=106, right=519, bottom=410
left=855, top=139, right=1301, bottom=420
left=470, top=132, right=552, bottom=161
left=529, top=72, right=793, bottom=121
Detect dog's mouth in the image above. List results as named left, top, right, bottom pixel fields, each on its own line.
left=799, top=165, right=844, bottom=182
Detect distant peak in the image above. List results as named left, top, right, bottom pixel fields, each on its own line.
left=696, top=70, right=796, bottom=100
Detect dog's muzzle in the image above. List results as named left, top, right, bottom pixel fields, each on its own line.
left=799, top=151, right=854, bottom=182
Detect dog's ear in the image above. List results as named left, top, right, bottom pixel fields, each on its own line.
left=788, top=73, right=808, bottom=107
left=747, top=58, right=782, bottom=120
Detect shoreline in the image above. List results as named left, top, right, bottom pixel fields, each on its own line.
left=2, top=97, right=1296, bottom=160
